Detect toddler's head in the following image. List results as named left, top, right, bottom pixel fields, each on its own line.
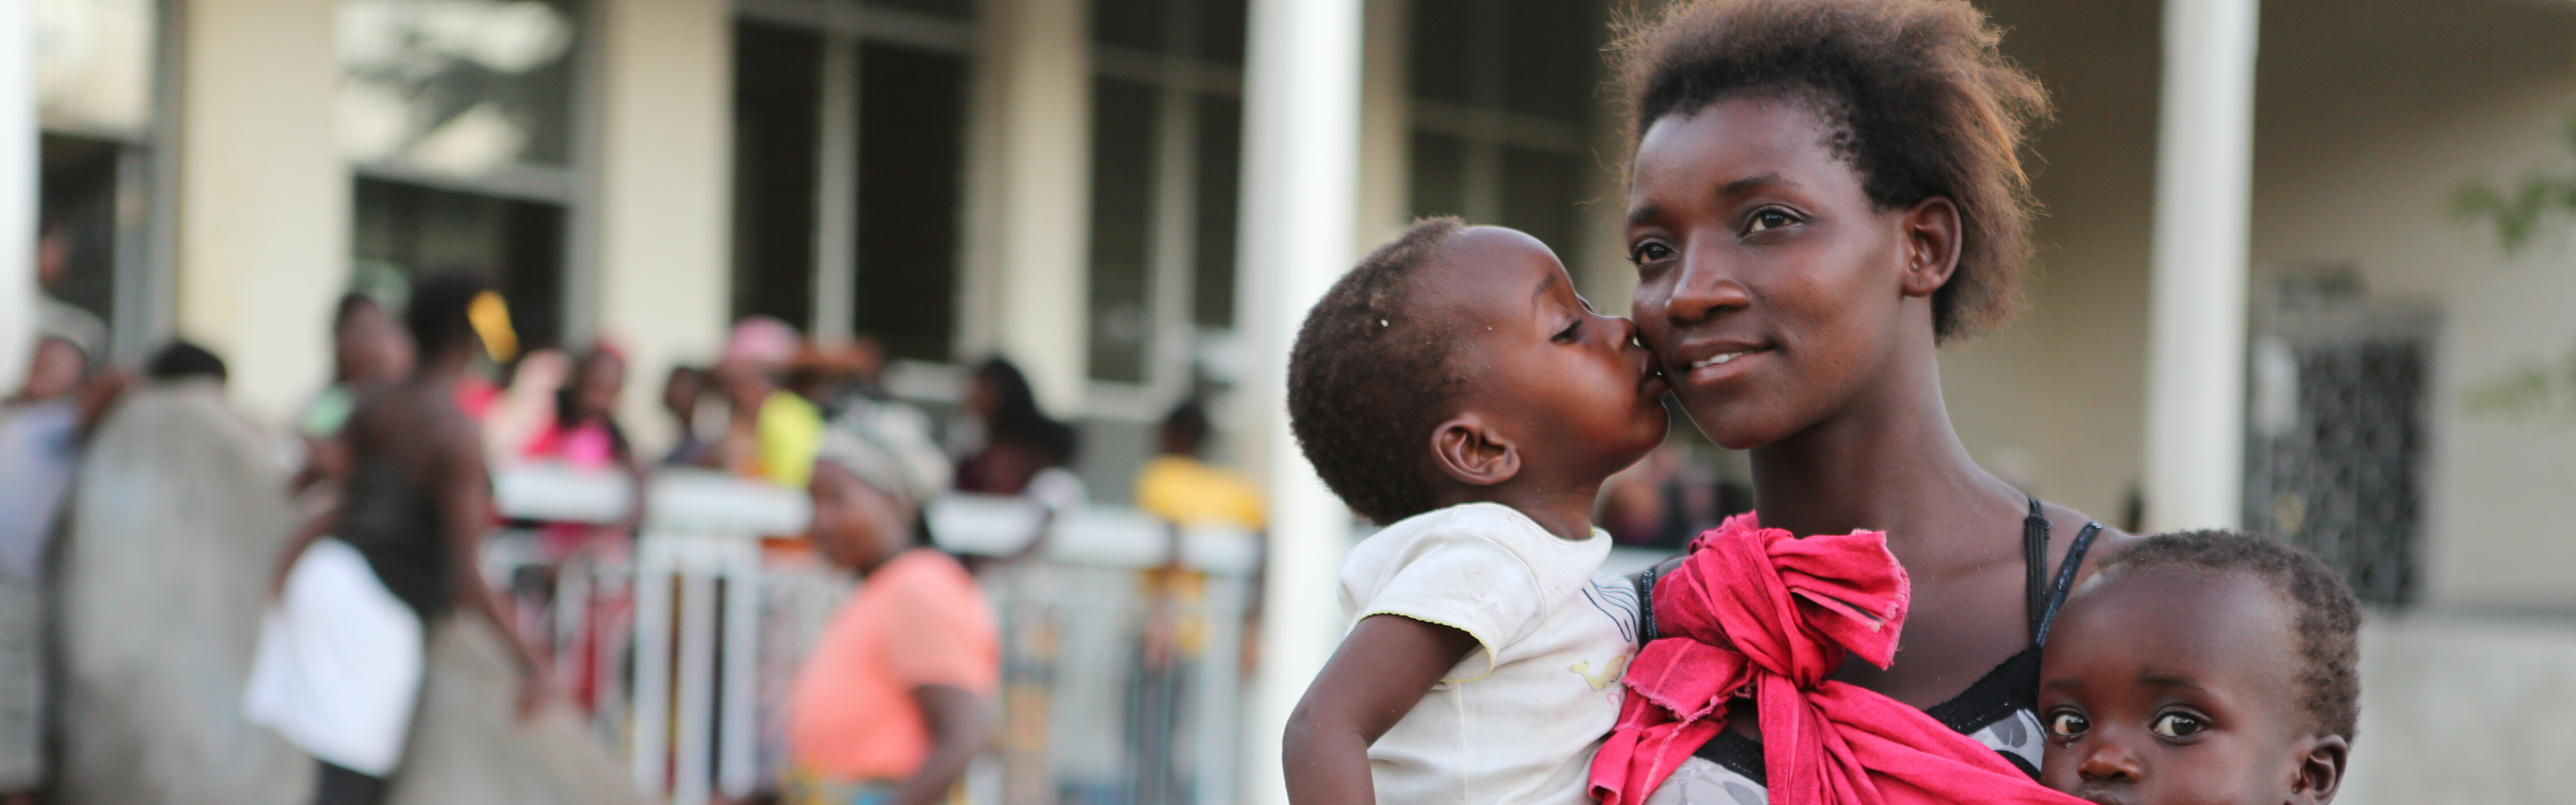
left=1286, top=219, right=1669, bottom=525
left=2039, top=530, right=2361, bottom=805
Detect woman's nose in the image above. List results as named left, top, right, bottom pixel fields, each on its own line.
left=1662, top=252, right=1750, bottom=325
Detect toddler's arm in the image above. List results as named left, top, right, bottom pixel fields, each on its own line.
left=1282, top=614, right=1479, bottom=805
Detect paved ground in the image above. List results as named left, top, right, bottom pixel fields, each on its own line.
left=50, top=382, right=637, bottom=805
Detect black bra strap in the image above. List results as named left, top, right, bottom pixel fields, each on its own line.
left=1637, top=561, right=1662, bottom=645
left=2022, top=497, right=2050, bottom=642
left=2034, top=522, right=2103, bottom=648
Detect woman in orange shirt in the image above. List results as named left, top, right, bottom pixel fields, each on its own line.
left=787, top=411, right=992, bottom=805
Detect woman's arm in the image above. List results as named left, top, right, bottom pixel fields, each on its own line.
left=435, top=417, right=550, bottom=718
left=888, top=684, right=993, bottom=805
left=270, top=486, right=342, bottom=599
left=1282, top=614, right=1480, bottom=805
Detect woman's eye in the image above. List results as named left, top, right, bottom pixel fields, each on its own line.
left=1629, top=241, right=1675, bottom=264
left=1554, top=320, right=1582, bottom=342
left=1747, top=209, right=1797, bottom=233
left=2048, top=712, right=2090, bottom=738
left=2151, top=713, right=2206, bottom=738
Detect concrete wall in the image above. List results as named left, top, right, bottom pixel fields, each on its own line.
left=592, top=0, right=734, bottom=453
left=2244, top=0, right=2576, bottom=611
left=2343, top=613, right=2576, bottom=803
left=172, top=0, right=347, bottom=424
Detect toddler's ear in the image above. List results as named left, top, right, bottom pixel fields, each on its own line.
left=1429, top=414, right=1520, bottom=487
left=2289, top=734, right=2348, bottom=805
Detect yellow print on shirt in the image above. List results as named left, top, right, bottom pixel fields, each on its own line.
left=1572, top=654, right=1630, bottom=690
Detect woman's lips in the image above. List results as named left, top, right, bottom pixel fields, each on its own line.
left=1676, top=346, right=1771, bottom=384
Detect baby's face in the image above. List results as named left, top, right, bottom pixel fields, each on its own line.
left=1417, top=227, right=1670, bottom=477
left=2038, top=568, right=2344, bottom=805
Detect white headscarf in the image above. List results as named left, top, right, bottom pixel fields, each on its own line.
left=814, top=397, right=952, bottom=514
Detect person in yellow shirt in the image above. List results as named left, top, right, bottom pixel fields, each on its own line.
left=1133, top=398, right=1263, bottom=530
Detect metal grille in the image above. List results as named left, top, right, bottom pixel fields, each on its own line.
left=2243, top=268, right=2435, bottom=607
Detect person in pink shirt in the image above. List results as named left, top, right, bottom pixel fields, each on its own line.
left=786, top=412, right=990, bottom=805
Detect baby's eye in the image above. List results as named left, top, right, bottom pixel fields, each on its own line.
left=1629, top=240, right=1675, bottom=265
left=1746, top=208, right=1798, bottom=234
left=2047, top=711, right=2090, bottom=738
left=2150, top=713, right=2206, bottom=738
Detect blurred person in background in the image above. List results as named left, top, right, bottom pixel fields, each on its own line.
left=294, top=294, right=415, bottom=493
left=0, top=335, right=124, bottom=805
left=267, top=274, right=550, bottom=805
left=711, top=317, right=824, bottom=489
left=1133, top=396, right=1262, bottom=531
left=1126, top=395, right=1261, bottom=804
left=524, top=345, right=647, bottom=546
left=783, top=416, right=987, bottom=805
left=481, top=348, right=567, bottom=472
left=146, top=341, right=229, bottom=386
left=660, top=364, right=715, bottom=467
left=786, top=338, right=882, bottom=421
left=951, top=357, right=1081, bottom=509
left=519, top=344, right=648, bottom=713
left=1594, top=444, right=1729, bottom=550
left=34, top=223, right=105, bottom=362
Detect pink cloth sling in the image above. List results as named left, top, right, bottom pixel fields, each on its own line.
left=1589, top=513, right=2088, bottom=805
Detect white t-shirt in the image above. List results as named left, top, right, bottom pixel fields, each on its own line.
left=1338, top=502, right=1641, bottom=805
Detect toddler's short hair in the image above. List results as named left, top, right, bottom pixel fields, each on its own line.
left=2099, top=530, right=2364, bottom=740
left=1286, top=217, right=1469, bottom=525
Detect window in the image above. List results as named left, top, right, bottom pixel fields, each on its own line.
left=1085, top=0, right=1248, bottom=398
left=340, top=0, right=587, bottom=349
left=1406, top=0, right=1601, bottom=253
left=35, top=0, right=170, bottom=361
left=730, top=0, right=975, bottom=364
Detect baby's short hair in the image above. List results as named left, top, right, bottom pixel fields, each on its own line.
left=2099, top=530, right=2364, bottom=740
left=1286, top=217, right=1469, bottom=525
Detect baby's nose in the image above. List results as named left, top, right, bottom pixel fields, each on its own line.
left=2076, top=741, right=2144, bottom=783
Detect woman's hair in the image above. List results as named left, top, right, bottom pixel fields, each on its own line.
left=973, top=357, right=1077, bottom=467
left=405, top=273, right=492, bottom=362
left=1620, top=0, right=2050, bottom=340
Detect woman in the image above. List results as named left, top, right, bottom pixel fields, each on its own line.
left=950, top=357, right=1081, bottom=508
left=784, top=416, right=990, bottom=805
left=1612, top=0, right=2130, bottom=798
left=268, top=274, right=549, bottom=805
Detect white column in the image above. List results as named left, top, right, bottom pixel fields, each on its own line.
left=0, top=0, right=31, bottom=391
left=594, top=0, right=733, bottom=452
left=1236, top=0, right=1364, bottom=804
left=2141, top=0, right=2260, bottom=532
left=173, top=0, right=348, bottom=424
left=962, top=0, right=1090, bottom=415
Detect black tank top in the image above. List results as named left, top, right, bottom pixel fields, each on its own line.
left=1640, top=498, right=2103, bottom=785
left=337, top=460, right=452, bottom=620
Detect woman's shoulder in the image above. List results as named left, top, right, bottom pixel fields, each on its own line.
left=2035, top=501, right=2135, bottom=587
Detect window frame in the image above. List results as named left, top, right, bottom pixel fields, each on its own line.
left=733, top=0, right=974, bottom=373
left=1081, top=0, right=1246, bottom=422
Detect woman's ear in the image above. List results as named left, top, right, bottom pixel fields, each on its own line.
left=1899, top=197, right=1963, bottom=299
left=1429, top=413, right=1520, bottom=487
left=2290, top=734, right=2348, bottom=805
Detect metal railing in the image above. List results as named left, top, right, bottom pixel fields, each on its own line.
left=488, top=465, right=1259, bottom=805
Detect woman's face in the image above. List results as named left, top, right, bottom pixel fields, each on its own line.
left=1625, top=96, right=1945, bottom=450
left=576, top=353, right=624, bottom=421
left=809, top=461, right=910, bottom=573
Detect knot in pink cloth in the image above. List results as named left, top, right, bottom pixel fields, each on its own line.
left=1589, top=513, right=2091, bottom=805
